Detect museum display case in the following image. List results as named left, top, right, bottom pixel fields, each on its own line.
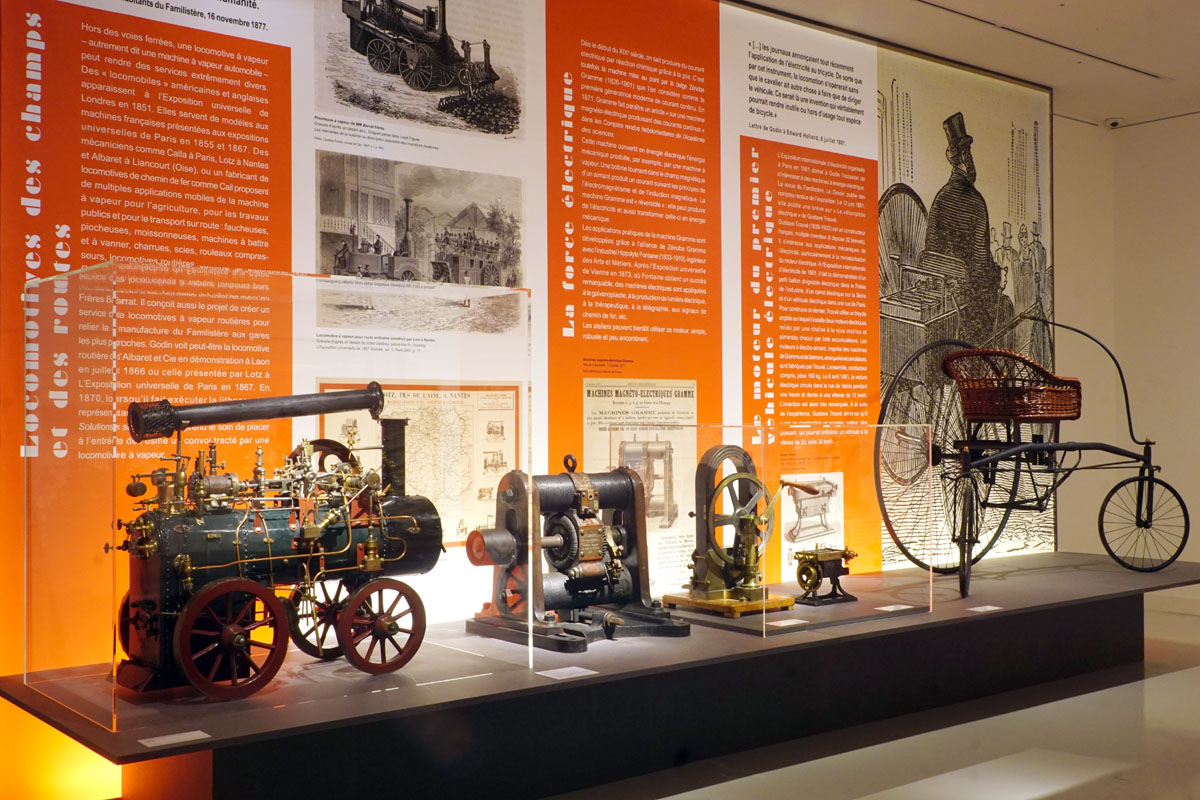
left=23, top=261, right=122, bottom=731
left=607, top=422, right=935, bottom=638
left=19, top=260, right=534, bottom=730
left=16, top=255, right=934, bottom=735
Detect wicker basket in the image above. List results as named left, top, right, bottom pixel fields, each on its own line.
left=942, top=348, right=1082, bottom=423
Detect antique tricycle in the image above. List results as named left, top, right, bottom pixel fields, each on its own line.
left=876, top=316, right=1189, bottom=596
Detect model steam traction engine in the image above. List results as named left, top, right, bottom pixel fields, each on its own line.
left=465, top=456, right=688, bottom=652
left=114, top=383, right=443, bottom=699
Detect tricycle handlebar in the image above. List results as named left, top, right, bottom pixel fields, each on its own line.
left=1020, top=314, right=1149, bottom=446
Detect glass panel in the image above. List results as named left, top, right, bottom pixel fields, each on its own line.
left=591, top=424, right=776, bottom=641
left=773, top=422, right=934, bottom=634
left=22, top=261, right=531, bottom=731
left=23, top=261, right=119, bottom=730
left=588, top=421, right=935, bottom=642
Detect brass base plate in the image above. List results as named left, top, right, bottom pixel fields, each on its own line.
left=661, top=593, right=795, bottom=618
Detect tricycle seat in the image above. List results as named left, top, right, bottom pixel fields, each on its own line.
left=942, top=348, right=1082, bottom=423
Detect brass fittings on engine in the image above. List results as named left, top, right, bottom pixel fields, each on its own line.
left=173, top=554, right=194, bottom=594
left=361, top=538, right=383, bottom=572
left=118, top=517, right=159, bottom=559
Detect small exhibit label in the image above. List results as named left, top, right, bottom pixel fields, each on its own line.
left=767, top=619, right=808, bottom=627
left=876, top=604, right=915, bottom=612
left=139, top=730, right=212, bottom=748
left=968, top=605, right=1004, bottom=613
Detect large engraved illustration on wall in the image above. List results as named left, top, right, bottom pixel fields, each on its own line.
left=875, top=53, right=1054, bottom=566
left=878, top=67, right=1052, bottom=364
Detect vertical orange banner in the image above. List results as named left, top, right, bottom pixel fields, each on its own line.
left=740, top=136, right=881, bottom=569
left=3, top=0, right=297, bottom=715
left=1, top=3, right=293, bottom=792
left=545, top=0, right=722, bottom=462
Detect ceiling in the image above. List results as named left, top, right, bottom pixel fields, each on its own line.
left=750, top=0, right=1200, bottom=129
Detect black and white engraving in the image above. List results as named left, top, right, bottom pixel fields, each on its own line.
left=317, top=151, right=523, bottom=287
left=316, top=0, right=523, bottom=134
left=876, top=64, right=1054, bottom=567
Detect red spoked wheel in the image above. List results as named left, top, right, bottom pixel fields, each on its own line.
left=336, top=578, right=426, bottom=675
left=288, top=581, right=349, bottom=659
left=173, top=578, right=289, bottom=700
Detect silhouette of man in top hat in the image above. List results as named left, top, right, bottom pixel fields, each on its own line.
left=920, top=112, right=1003, bottom=345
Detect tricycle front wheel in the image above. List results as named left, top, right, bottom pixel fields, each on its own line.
left=1099, top=476, right=1189, bottom=571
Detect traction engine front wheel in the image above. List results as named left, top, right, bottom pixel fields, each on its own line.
left=336, top=578, right=427, bottom=674
left=288, top=581, right=348, bottom=659
left=173, top=578, right=289, bottom=700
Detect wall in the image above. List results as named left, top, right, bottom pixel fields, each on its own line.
left=1112, top=114, right=1200, bottom=610
left=1049, top=116, right=1122, bottom=556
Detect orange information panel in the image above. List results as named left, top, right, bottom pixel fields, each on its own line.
left=545, top=0, right=722, bottom=464
left=2, top=4, right=292, bottom=789
left=739, top=136, right=882, bottom=571
left=3, top=1, right=295, bottom=472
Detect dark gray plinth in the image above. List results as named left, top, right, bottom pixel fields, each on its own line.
left=3, top=552, right=1198, bottom=799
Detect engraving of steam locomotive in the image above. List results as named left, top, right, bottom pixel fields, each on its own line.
left=342, top=0, right=498, bottom=96
left=333, top=198, right=516, bottom=287
left=114, top=384, right=443, bottom=700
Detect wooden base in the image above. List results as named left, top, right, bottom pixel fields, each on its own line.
left=662, top=593, right=795, bottom=618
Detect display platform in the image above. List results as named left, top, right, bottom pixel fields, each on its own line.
left=4, top=552, right=1199, bottom=800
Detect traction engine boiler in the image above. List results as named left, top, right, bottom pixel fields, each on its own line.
left=114, top=383, right=443, bottom=699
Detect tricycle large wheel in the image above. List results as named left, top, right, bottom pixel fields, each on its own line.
left=875, top=339, right=1017, bottom=573
left=1099, top=477, right=1189, bottom=571
left=173, top=578, right=289, bottom=700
